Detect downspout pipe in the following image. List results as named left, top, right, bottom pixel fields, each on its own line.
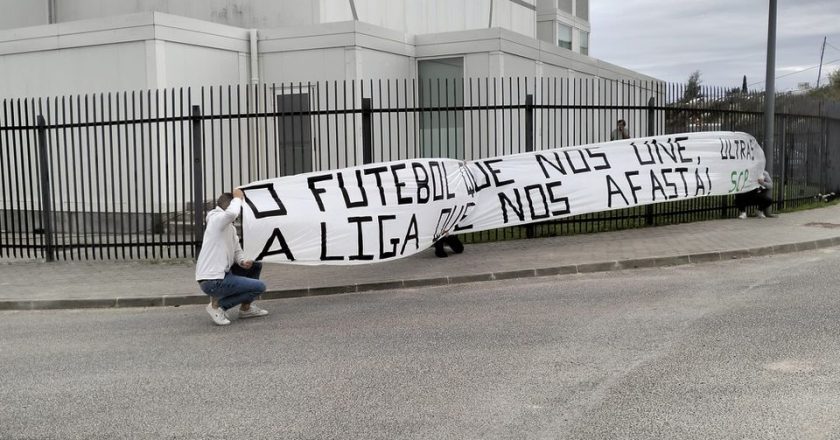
left=249, top=29, right=259, bottom=86
left=47, top=0, right=56, bottom=24
left=249, top=29, right=260, bottom=175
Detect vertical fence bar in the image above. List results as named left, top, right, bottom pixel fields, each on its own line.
left=140, top=92, right=149, bottom=259
left=23, top=100, right=37, bottom=258
left=161, top=90, right=171, bottom=258
left=13, top=99, right=26, bottom=258
left=179, top=88, right=188, bottom=257
left=47, top=98, right=64, bottom=260
left=129, top=92, right=138, bottom=259
left=647, top=96, right=655, bottom=137
left=524, top=91, right=535, bottom=239
left=382, top=79, right=389, bottom=161
left=401, top=78, right=408, bottom=160
left=819, top=102, right=826, bottom=195
left=343, top=80, right=349, bottom=167
left=645, top=95, right=656, bottom=226
left=352, top=81, right=358, bottom=168
left=80, top=95, right=92, bottom=259
left=108, top=93, right=120, bottom=258
left=0, top=100, right=12, bottom=257
left=69, top=96, right=82, bottom=259
left=525, top=93, right=534, bottom=153
left=779, top=112, right=787, bottom=209
left=263, top=84, right=271, bottom=177
left=93, top=94, right=104, bottom=259
left=36, top=115, right=55, bottom=262
left=362, top=97, right=373, bottom=164
left=311, top=82, right=320, bottom=172
left=0, top=101, right=7, bottom=257
left=191, top=105, right=205, bottom=255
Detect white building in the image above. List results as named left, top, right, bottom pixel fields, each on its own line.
left=0, top=0, right=662, bottom=232
left=0, top=0, right=656, bottom=98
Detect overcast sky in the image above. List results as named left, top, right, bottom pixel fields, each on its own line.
left=590, top=0, right=840, bottom=91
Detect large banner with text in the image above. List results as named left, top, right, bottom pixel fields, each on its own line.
left=240, top=131, right=764, bottom=264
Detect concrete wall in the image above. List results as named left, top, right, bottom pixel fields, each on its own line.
left=341, top=0, right=536, bottom=38
left=164, top=41, right=246, bottom=87
left=0, top=0, right=323, bottom=30
left=260, top=48, right=350, bottom=85
left=2, top=0, right=538, bottom=39
left=0, top=0, right=49, bottom=30
left=0, top=41, right=148, bottom=98
left=0, top=13, right=250, bottom=98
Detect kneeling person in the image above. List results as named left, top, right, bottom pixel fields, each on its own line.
left=196, top=188, right=268, bottom=326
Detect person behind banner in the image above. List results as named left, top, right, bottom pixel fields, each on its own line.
left=610, top=119, right=631, bottom=141
left=735, top=170, right=776, bottom=219
left=195, top=188, right=268, bottom=326
left=434, top=234, right=465, bottom=258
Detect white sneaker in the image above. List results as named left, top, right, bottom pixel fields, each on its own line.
left=206, top=303, right=231, bottom=326
left=756, top=211, right=767, bottom=219
left=738, top=211, right=747, bottom=219
left=239, top=305, right=269, bottom=319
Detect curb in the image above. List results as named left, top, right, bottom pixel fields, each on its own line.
left=3, top=237, right=840, bottom=311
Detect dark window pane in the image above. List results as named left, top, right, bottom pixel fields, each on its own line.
left=277, top=93, right=312, bottom=176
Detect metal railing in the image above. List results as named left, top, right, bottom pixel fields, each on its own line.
left=2, top=78, right=838, bottom=260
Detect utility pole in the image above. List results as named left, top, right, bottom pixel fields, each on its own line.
left=763, top=0, right=777, bottom=175
left=816, top=36, right=827, bottom=88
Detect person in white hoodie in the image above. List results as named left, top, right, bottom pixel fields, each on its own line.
left=195, top=188, right=268, bottom=325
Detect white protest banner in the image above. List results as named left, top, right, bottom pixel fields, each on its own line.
left=456, top=131, right=765, bottom=232
left=240, top=159, right=475, bottom=265
left=240, top=131, right=765, bottom=265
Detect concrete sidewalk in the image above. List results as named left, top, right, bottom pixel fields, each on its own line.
left=3, top=204, right=840, bottom=310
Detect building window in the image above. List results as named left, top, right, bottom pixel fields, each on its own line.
left=418, top=57, right=465, bottom=159
left=557, top=24, right=572, bottom=50
left=557, top=0, right=573, bottom=14
left=576, top=0, right=589, bottom=20
left=580, top=30, right=589, bottom=55
left=276, top=92, right=312, bottom=176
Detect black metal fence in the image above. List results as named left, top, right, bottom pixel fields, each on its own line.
left=2, top=78, right=839, bottom=260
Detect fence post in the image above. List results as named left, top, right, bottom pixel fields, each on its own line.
left=362, top=97, right=373, bottom=164
left=646, top=95, right=656, bottom=225
left=36, top=115, right=55, bottom=262
left=191, top=105, right=205, bottom=256
left=819, top=102, right=826, bottom=195
left=778, top=112, right=787, bottom=210
left=524, top=94, right=535, bottom=238
left=525, top=94, right=534, bottom=152
left=647, top=96, right=655, bottom=136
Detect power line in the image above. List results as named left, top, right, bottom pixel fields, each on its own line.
left=748, top=56, right=840, bottom=87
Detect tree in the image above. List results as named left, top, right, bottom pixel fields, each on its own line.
left=683, top=70, right=703, bottom=102
left=725, top=75, right=748, bottom=98
left=829, top=68, right=840, bottom=89
left=807, top=67, right=840, bottom=101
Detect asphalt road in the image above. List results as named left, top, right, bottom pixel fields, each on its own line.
left=3, top=248, right=840, bottom=439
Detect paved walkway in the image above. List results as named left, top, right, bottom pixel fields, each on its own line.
left=3, top=204, right=840, bottom=310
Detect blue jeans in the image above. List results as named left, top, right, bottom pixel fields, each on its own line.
left=199, top=262, right=266, bottom=311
